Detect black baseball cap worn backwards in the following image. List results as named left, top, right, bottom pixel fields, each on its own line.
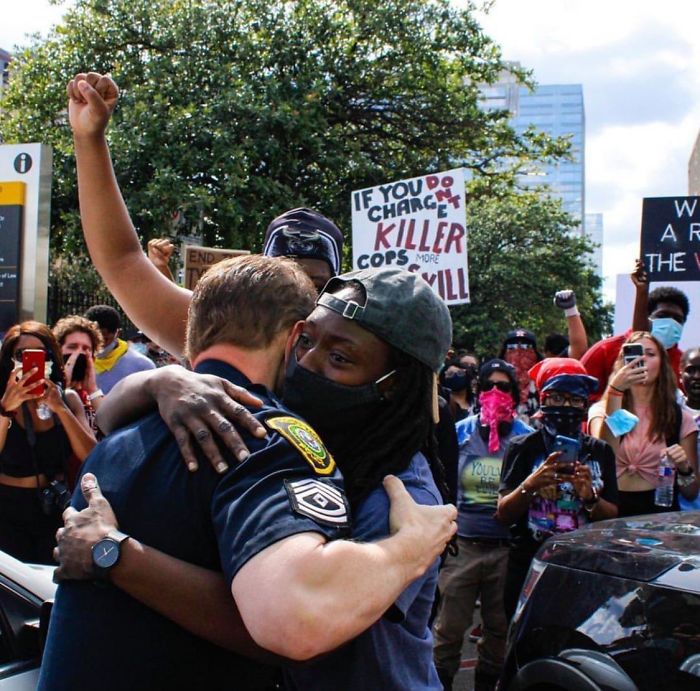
left=263, top=207, right=344, bottom=276
left=316, top=268, right=452, bottom=373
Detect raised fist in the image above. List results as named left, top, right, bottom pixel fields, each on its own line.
left=554, top=290, right=576, bottom=310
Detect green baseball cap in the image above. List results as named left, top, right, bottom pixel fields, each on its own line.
left=316, top=268, right=452, bottom=372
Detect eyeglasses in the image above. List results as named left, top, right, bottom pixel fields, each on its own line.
left=12, top=348, right=52, bottom=364
left=481, top=381, right=511, bottom=393
left=543, top=392, right=587, bottom=408
left=506, top=342, right=533, bottom=350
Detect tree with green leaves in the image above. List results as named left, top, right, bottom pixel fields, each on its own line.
left=454, top=190, right=612, bottom=356
left=1, top=0, right=610, bottom=341
left=1, top=0, right=567, bottom=252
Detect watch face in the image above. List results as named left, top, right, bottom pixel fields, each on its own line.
left=93, top=538, right=121, bottom=569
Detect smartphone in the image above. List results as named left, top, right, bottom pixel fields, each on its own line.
left=552, top=434, right=580, bottom=472
left=22, top=349, right=46, bottom=396
left=64, top=353, right=87, bottom=383
left=623, top=343, right=644, bottom=368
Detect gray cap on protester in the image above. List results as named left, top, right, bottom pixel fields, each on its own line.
left=316, top=268, right=452, bottom=372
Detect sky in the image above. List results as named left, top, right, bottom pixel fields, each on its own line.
left=3, top=0, right=700, bottom=303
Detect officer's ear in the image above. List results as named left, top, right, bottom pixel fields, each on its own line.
left=284, top=321, right=306, bottom=365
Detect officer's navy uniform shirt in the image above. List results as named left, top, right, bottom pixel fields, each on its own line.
left=39, top=360, right=350, bottom=691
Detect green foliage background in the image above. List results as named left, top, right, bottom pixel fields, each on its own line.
left=0, top=0, right=612, bottom=353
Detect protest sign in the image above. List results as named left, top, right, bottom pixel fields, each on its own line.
left=351, top=168, right=469, bottom=305
left=183, top=245, right=250, bottom=290
left=640, top=196, right=700, bottom=281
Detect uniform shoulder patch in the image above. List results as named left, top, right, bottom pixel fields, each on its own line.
left=285, top=479, right=350, bottom=528
left=265, top=415, right=336, bottom=476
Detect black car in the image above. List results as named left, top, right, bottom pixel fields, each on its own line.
left=500, top=511, right=700, bottom=691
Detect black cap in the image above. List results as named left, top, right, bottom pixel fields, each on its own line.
left=316, top=268, right=452, bottom=372
left=263, top=208, right=344, bottom=275
left=503, top=327, right=537, bottom=347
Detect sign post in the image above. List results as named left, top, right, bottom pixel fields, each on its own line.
left=351, top=168, right=469, bottom=305
left=0, top=143, right=52, bottom=327
left=0, top=182, right=24, bottom=331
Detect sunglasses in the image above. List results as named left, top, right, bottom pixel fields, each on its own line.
left=481, top=380, right=511, bottom=393
left=506, top=342, right=533, bottom=350
left=543, top=392, right=587, bottom=409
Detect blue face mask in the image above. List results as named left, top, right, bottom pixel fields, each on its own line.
left=605, top=409, right=639, bottom=437
left=131, top=342, right=149, bottom=356
left=651, top=317, right=683, bottom=349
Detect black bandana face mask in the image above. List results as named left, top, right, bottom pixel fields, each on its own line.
left=540, top=405, right=585, bottom=439
left=282, top=348, right=395, bottom=449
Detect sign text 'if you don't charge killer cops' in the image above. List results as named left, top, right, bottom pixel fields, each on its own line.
left=351, top=168, right=469, bottom=305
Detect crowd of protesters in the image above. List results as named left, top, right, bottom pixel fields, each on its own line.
left=0, top=70, right=696, bottom=690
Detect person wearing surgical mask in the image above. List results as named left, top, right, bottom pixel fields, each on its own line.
left=588, top=332, right=699, bottom=517
left=497, top=358, right=619, bottom=621
left=582, top=262, right=690, bottom=402
left=433, top=359, right=531, bottom=691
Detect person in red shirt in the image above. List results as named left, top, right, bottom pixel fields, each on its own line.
left=582, top=263, right=689, bottom=402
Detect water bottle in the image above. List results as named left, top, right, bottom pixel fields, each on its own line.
left=654, top=454, right=675, bottom=508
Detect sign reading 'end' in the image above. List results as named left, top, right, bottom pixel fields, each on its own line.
left=640, top=196, right=700, bottom=281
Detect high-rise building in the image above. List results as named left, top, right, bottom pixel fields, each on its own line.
left=584, top=212, right=604, bottom=279
left=0, top=49, right=11, bottom=93
left=511, top=84, right=585, bottom=229
left=480, top=68, right=586, bottom=232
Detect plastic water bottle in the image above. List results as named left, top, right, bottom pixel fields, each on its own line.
left=654, top=455, right=675, bottom=508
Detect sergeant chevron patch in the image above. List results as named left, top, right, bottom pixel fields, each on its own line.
left=285, top=479, right=350, bottom=528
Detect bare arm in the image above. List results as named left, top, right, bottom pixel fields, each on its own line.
left=96, top=366, right=267, bottom=470
left=630, top=259, right=650, bottom=332
left=554, top=290, right=588, bottom=359
left=56, top=474, right=457, bottom=660
left=43, top=383, right=96, bottom=461
left=67, top=73, right=192, bottom=357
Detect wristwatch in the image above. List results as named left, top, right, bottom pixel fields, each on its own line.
left=92, top=530, right=130, bottom=579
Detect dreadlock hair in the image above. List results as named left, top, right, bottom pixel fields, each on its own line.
left=335, top=349, right=450, bottom=506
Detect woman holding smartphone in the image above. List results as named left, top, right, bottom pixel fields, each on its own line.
left=588, top=331, right=699, bottom=517
left=0, top=321, right=96, bottom=564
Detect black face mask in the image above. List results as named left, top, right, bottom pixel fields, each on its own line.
left=444, top=370, right=470, bottom=392
left=282, top=349, right=395, bottom=460
left=540, top=405, right=585, bottom=439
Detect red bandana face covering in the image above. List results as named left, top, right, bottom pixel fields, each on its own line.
left=505, top=348, right=538, bottom=404
left=478, top=388, right=515, bottom=453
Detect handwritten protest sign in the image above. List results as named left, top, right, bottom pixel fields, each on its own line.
left=183, top=245, right=250, bottom=290
left=351, top=168, right=469, bottom=305
left=640, top=196, right=700, bottom=281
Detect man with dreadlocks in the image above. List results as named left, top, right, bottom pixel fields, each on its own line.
left=54, top=267, right=454, bottom=689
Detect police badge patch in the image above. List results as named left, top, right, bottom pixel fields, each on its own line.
left=265, top=416, right=336, bottom=475
left=285, top=479, right=350, bottom=528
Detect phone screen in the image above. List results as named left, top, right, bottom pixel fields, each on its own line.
left=22, top=349, right=46, bottom=396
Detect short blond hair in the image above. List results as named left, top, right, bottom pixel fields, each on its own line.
left=185, top=255, right=315, bottom=359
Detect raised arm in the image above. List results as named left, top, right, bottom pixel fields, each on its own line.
left=630, top=259, right=650, bottom=332
left=554, top=290, right=588, bottom=359
left=55, top=474, right=457, bottom=660
left=67, top=72, right=192, bottom=357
